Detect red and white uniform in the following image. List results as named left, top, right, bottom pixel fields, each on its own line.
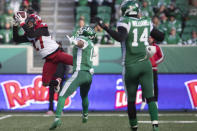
left=149, top=43, right=164, bottom=70
left=14, top=14, right=73, bottom=85
left=28, top=35, right=59, bottom=58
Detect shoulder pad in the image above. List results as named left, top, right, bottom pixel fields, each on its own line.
left=35, top=23, right=48, bottom=29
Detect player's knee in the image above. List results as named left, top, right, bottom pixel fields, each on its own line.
left=146, top=97, right=156, bottom=103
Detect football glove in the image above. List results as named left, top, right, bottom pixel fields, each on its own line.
left=93, top=17, right=108, bottom=30
left=66, top=35, right=77, bottom=45
left=15, top=12, right=27, bottom=25
left=146, top=45, right=156, bottom=57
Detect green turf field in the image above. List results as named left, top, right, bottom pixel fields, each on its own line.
left=0, top=112, right=197, bottom=131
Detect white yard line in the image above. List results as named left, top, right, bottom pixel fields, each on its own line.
left=0, top=114, right=197, bottom=124
left=0, top=115, right=12, bottom=120
left=139, top=121, right=197, bottom=124
left=0, top=113, right=196, bottom=117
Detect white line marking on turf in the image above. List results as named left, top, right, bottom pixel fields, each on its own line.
left=139, top=121, right=197, bottom=124
left=1, top=113, right=196, bottom=117
left=0, top=115, right=12, bottom=120
left=0, top=114, right=197, bottom=124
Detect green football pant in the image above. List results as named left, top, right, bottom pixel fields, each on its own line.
left=123, top=60, right=154, bottom=102
left=56, top=70, right=92, bottom=118
left=123, top=60, right=158, bottom=126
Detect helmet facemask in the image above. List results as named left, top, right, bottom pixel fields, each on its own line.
left=121, top=0, right=139, bottom=17
left=25, top=17, right=36, bottom=28
left=77, top=26, right=96, bottom=40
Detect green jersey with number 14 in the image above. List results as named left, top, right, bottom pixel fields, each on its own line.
left=117, top=16, right=153, bottom=65
left=72, top=36, right=94, bottom=72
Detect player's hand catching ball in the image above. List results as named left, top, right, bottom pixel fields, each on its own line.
left=14, top=11, right=27, bottom=25
left=66, top=35, right=77, bottom=45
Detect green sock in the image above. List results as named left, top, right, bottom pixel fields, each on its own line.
left=56, top=96, right=66, bottom=118
left=148, top=101, right=158, bottom=121
left=82, top=96, right=89, bottom=114
left=129, top=118, right=138, bottom=127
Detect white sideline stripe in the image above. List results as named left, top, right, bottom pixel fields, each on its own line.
left=0, top=113, right=196, bottom=117
left=0, top=114, right=196, bottom=124
left=139, top=121, right=197, bottom=124
left=0, top=115, right=12, bottom=120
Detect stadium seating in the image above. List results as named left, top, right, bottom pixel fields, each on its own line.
left=96, top=13, right=111, bottom=24
left=96, top=6, right=112, bottom=24
left=76, top=6, right=90, bottom=15
left=97, top=6, right=111, bottom=15
left=78, top=0, right=88, bottom=6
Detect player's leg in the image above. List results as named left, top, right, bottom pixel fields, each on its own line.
left=47, top=63, right=67, bottom=115
left=51, top=63, right=68, bottom=92
left=153, top=70, right=158, bottom=107
left=139, top=61, right=158, bottom=131
left=126, top=82, right=139, bottom=131
left=80, top=72, right=92, bottom=123
left=42, top=60, right=57, bottom=86
left=47, top=84, right=55, bottom=115
left=49, top=71, right=80, bottom=130
left=124, top=66, right=139, bottom=131
left=55, top=50, right=73, bottom=65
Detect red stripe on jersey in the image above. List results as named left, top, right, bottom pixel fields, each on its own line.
left=39, top=37, right=44, bottom=49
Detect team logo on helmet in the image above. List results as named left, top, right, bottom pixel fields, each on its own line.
left=77, top=26, right=96, bottom=40
left=121, top=0, right=139, bottom=16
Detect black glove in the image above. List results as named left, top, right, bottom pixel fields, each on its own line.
left=93, top=17, right=108, bottom=30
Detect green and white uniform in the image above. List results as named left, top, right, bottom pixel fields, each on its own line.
left=163, top=34, right=182, bottom=45
left=56, top=36, right=94, bottom=118
left=0, top=29, right=13, bottom=44
left=117, top=16, right=154, bottom=102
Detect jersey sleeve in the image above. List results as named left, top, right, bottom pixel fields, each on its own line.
left=155, top=45, right=164, bottom=64
left=117, top=17, right=130, bottom=33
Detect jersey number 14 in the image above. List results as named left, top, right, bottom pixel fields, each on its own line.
left=132, top=28, right=149, bottom=47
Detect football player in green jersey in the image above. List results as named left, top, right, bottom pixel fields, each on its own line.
left=95, top=0, right=164, bottom=131
left=49, top=26, right=96, bottom=130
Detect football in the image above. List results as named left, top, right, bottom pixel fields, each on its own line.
left=13, top=11, right=26, bottom=20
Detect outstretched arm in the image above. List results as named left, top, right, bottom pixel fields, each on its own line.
left=94, top=17, right=128, bottom=42
left=21, top=25, right=50, bottom=38
left=13, top=26, right=29, bottom=43
left=66, top=35, right=87, bottom=48
left=103, top=26, right=128, bottom=42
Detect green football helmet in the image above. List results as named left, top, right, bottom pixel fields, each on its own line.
left=121, top=0, right=139, bottom=16
left=77, top=26, right=96, bottom=40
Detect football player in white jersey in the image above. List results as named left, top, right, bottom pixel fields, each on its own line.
left=13, top=12, right=73, bottom=89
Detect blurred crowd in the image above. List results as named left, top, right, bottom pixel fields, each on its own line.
left=0, top=0, right=196, bottom=45
left=74, top=0, right=197, bottom=45
left=0, top=0, right=40, bottom=44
